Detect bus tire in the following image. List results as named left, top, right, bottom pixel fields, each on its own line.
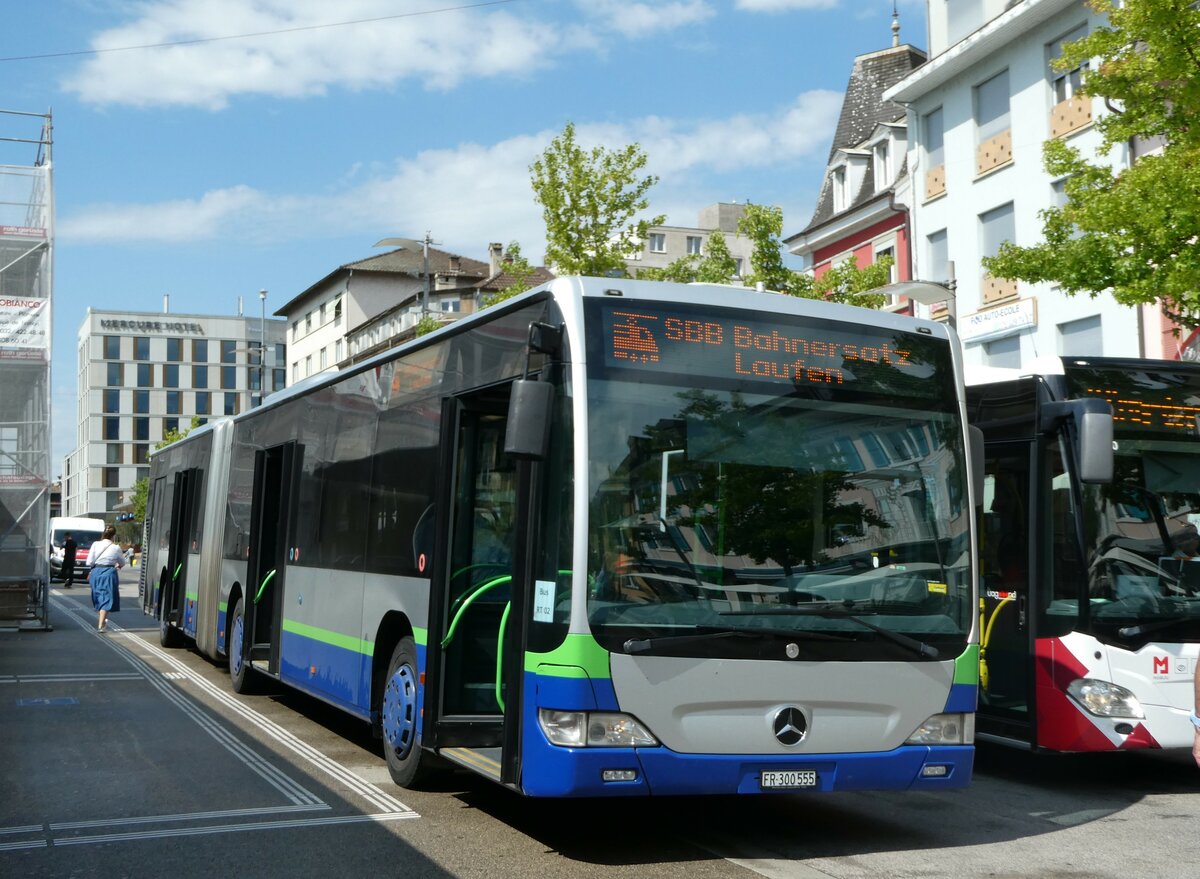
left=228, top=597, right=257, bottom=694
left=381, top=636, right=435, bottom=788
left=159, top=616, right=184, bottom=648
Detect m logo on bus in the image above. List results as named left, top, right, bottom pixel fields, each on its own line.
left=1152, top=656, right=1169, bottom=676
left=773, top=707, right=807, bottom=746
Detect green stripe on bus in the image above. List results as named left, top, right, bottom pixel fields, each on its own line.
left=218, top=601, right=227, bottom=613
left=954, top=643, right=980, bottom=685
left=185, top=591, right=198, bottom=602
left=282, top=618, right=371, bottom=655
left=525, top=633, right=611, bottom=679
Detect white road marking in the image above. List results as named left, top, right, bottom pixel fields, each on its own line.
left=49, top=803, right=330, bottom=831
left=52, top=811, right=418, bottom=847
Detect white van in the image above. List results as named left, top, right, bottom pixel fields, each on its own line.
left=49, top=517, right=107, bottom=581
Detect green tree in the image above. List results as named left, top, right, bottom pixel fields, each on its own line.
left=530, top=122, right=665, bottom=277
left=482, top=242, right=538, bottom=308
left=983, top=0, right=1200, bottom=325
left=737, top=203, right=890, bottom=308
left=413, top=314, right=442, bottom=338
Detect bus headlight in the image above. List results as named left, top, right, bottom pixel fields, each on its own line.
left=538, top=709, right=658, bottom=747
left=906, top=712, right=974, bottom=745
left=1066, top=678, right=1144, bottom=718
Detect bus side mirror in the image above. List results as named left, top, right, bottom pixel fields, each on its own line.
left=968, top=425, right=985, bottom=505
left=504, top=379, right=554, bottom=461
left=1041, top=399, right=1113, bottom=484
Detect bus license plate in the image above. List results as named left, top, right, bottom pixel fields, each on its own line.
left=760, top=770, right=818, bottom=789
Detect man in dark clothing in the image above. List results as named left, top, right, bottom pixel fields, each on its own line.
left=61, top=532, right=77, bottom=588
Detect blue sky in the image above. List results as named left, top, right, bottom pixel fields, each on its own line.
left=1, top=0, right=927, bottom=475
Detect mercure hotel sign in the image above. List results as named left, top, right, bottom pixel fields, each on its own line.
left=99, top=318, right=205, bottom=335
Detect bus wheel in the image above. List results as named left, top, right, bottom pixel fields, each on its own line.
left=159, top=616, right=184, bottom=648
left=381, top=636, right=432, bottom=788
left=229, top=597, right=256, bottom=694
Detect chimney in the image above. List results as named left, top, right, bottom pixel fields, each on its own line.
left=489, top=242, right=504, bottom=276
left=449, top=255, right=461, bottom=274
left=163, top=294, right=170, bottom=313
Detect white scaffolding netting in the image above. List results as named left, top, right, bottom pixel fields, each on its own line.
left=0, top=109, right=52, bottom=628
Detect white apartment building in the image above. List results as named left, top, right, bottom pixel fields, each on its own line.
left=886, top=0, right=1176, bottom=367
left=278, top=246, right=489, bottom=378
left=625, top=203, right=756, bottom=281
left=63, top=307, right=287, bottom=518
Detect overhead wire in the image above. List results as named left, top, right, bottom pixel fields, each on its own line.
left=0, top=0, right=521, bottom=63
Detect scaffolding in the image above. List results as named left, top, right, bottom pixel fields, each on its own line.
left=0, top=109, right=52, bottom=630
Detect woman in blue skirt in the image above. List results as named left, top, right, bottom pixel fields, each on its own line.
left=86, top=525, right=125, bottom=633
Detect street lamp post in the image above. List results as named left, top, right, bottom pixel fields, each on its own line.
left=258, top=288, right=267, bottom=406
left=874, top=261, right=958, bottom=330
left=374, top=232, right=438, bottom=316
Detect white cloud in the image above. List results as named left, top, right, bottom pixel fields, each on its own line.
left=59, top=92, right=841, bottom=257
left=62, top=0, right=710, bottom=109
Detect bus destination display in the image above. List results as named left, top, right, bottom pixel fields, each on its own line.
left=601, top=305, right=938, bottom=394
left=1068, top=366, right=1200, bottom=437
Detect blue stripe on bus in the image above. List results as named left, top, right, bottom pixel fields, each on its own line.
left=519, top=669, right=973, bottom=797
left=942, top=683, right=978, bottom=713
left=279, top=627, right=373, bottom=719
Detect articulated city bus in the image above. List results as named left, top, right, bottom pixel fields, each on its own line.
left=142, top=276, right=980, bottom=796
left=970, top=356, right=1200, bottom=752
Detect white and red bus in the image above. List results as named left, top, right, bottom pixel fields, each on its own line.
left=969, top=356, right=1200, bottom=752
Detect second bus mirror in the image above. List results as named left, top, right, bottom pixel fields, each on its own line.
left=504, top=379, right=554, bottom=461
left=1076, top=404, right=1114, bottom=484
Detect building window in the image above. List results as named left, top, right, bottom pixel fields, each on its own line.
left=193, top=365, right=208, bottom=389
left=103, top=389, right=120, bottom=413
left=134, top=337, right=150, bottom=360
left=195, top=392, right=210, bottom=416
left=275, top=342, right=286, bottom=364
left=164, top=363, right=179, bottom=388
left=249, top=368, right=261, bottom=392
left=980, top=202, right=1017, bottom=303
left=832, top=165, right=848, bottom=212
left=103, top=336, right=120, bottom=359
left=874, top=245, right=898, bottom=284
left=334, top=299, right=342, bottom=325
left=166, top=390, right=181, bottom=415
left=136, top=363, right=153, bottom=387
left=686, top=236, right=703, bottom=256
left=984, top=335, right=1021, bottom=368
left=274, top=368, right=286, bottom=390
left=221, top=339, right=236, bottom=363
left=335, top=339, right=343, bottom=363
left=305, top=311, right=312, bottom=333
left=292, top=362, right=300, bottom=384
left=734, top=258, right=744, bottom=278
left=221, top=366, right=236, bottom=389
left=224, top=392, right=239, bottom=416
left=192, top=339, right=208, bottom=362
left=163, top=417, right=179, bottom=436
left=319, top=303, right=327, bottom=325
left=1059, top=315, right=1103, bottom=356
left=106, top=362, right=123, bottom=386
left=1049, top=26, right=1088, bottom=104
left=926, top=229, right=949, bottom=283
left=923, top=107, right=946, bottom=199
left=305, top=354, right=312, bottom=377
left=649, top=233, right=666, bottom=254
left=134, top=444, right=149, bottom=465
left=873, top=140, right=892, bottom=191
left=104, top=417, right=120, bottom=441
left=975, top=70, right=1012, bottom=173
left=135, top=417, right=149, bottom=441
left=167, top=338, right=182, bottom=361
left=291, top=320, right=298, bottom=340
left=133, top=389, right=149, bottom=414
left=319, top=347, right=327, bottom=370
left=103, top=467, right=119, bottom=489
left=106, top=443, right=123, bottom=465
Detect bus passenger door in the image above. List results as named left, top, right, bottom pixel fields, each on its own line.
left=162, top=468, right=200, bottom=633
left=243, top=442, right=300, bottom=677
left=426, top=387, right=529, bottom=788
left=142, top=475, right=169, bottom=616
left=977, top=442, right=1033, bottom=744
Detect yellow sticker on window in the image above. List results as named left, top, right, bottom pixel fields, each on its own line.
left=927, top=582, right=948, bottom=594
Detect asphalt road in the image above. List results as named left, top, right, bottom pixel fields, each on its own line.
left=2, top=569, right=1199, bottom=879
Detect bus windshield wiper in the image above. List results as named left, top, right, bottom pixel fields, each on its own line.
left=719, top=605, right=939, bottom=658
left=623, top=627, right=848, bottom=655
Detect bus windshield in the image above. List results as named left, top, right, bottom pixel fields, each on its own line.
left=584, top=300, right=972, bottom=660
left=1068, top=364, right=1200, bottom=644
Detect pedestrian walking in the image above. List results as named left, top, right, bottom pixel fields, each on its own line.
left=61, top=532, right=77, bottom=588
left=86, top=525, right=125, bottom=633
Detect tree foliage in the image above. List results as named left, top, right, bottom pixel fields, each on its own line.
left=982, top=0, right=1200, bottom=326
left=530, top=122, right=665, bottom=277
left=737, top=203, right=891, bottom=308
left=482, top=241, right=538, bottom=308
